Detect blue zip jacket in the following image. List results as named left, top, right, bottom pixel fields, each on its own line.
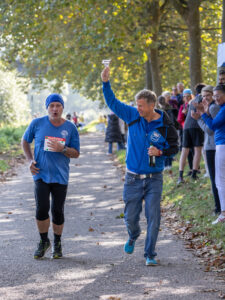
left=103, top=81, right=178, bottom=174
left=201, top=103, right=225, bottom=145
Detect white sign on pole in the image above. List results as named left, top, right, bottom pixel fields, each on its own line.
left=217, top=43, right=225, bottom=67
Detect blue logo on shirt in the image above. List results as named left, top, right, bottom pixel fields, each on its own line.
left=61, top=130, right=68, bottom=139
left=151, top=131, right=161, bottom=142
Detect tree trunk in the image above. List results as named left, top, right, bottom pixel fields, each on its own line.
left=144, top=1, right=162, bottom=96
left=149, top=44, right=162, bottom=96
left=172, top=0, right=202, bottom=92
left=145, top=55, right=153, bottom=90
left=222, top=0, right=225, bottom=43
left=186, top=1, right=202, bottom=92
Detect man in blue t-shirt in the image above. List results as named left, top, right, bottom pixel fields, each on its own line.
left=22, top=93, right=80, bottom=259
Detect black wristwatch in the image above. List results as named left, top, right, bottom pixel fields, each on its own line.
left=61, top=145, right=67, bottom=154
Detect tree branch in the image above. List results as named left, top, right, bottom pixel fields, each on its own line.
left=172, top=0, right=188, bottom=17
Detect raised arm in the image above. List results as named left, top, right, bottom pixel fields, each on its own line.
left=101, top=67, right=138, bottom=123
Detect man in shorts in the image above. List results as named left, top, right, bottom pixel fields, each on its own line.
left=22, top=94, right=80, bottom=259
left=177, top=85, right=205, bottom=184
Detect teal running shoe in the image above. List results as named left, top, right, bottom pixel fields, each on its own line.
left=146, top=257, right=158, bottom=266
left=124, top=239, right=135, bottom=254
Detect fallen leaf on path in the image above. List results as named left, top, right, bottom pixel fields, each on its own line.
left=116, top=213, right=124, bottom=219
left=219, top=292, right=225, bottom=299
left=88, top=227, right=94, bottom=232
left=210, top=257, right=225, bottom=267
left=144, top=288, right=156, bottom=294
left=8, top=212, right=12, bottom=214
left=204, top=266, right=211, bottom=272
left=201, top=289, right=219, bottom=293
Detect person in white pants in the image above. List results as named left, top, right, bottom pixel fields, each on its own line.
left=195, top=84, right=225, bottom=224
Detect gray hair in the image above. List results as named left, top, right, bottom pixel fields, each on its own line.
left=201, top=85, right=214, bottom=94
left=135, top=89, right=157, bottom=104
left=162, top=91, right=171, bottom=98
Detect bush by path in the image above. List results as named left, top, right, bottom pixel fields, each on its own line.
left=0, top=125, right=27, bottom=172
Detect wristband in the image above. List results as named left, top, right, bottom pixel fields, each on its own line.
left=158, top=150, right=162, bottom=156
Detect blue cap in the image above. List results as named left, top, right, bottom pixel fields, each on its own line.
left=45, top=93, right=64, bottom=109
left=183, top=89, right=192, bottom=95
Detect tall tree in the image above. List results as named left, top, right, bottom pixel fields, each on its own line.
left=172, top=0, right=202, bottom=92
left=0, top=64, right=30, bottom=125
left=0, top=0, right=222, bottom=102
left=0, top=0, right=169, bottom=98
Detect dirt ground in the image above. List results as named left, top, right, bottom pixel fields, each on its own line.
left=0, top=132, right=224, bottom=300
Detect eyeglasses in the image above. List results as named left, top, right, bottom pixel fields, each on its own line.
left=212, top=95, right=222, bottom=100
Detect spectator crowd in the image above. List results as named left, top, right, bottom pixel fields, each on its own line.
left=155, top=69, right=225, bottom=225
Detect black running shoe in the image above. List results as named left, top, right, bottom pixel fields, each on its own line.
left=52, top=241, right=62, bottom=259
left=34, top=239, right=51, bottom=259
left=186, top=171, right=192, bottom=177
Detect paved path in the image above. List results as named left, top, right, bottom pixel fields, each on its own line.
left=0, top=132, right=224, bottom=300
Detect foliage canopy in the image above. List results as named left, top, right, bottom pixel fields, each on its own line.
left=0, top=0, right=223, bottom=103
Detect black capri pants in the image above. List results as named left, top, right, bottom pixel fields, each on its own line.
left=34, top=179, right=68, bottom=225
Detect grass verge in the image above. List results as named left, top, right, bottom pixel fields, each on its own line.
left=79, top=120, right=104, bottom=134
left=0, top=125, right=27, bottom=172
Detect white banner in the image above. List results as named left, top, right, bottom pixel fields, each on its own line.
left=217, top=43, right=225, bottom=67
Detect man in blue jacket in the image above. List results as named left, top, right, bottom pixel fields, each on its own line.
left=22, top=94, right=80, bottom=259
left=101, top=67, right=178, bottom=266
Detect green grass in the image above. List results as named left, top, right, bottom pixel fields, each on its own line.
left=0, top=125, right=27, bottom=153
left=0, top=160, right=9, bottom=172
left=115, top=150, right=225, bottom=252
left=117, top=149, right=126, bottom=165
left=0, top=125, right=27, bottom=172
left=79, top=120, right=100, bottom=133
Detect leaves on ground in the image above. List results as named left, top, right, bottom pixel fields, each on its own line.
left=116, top=213, right=124, bottom=219
left=163, top=205, right=225, bottom=274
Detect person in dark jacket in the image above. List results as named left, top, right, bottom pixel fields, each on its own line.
left=157, top=95, right=179, bottom=172
left=105, top=112, right=125, bottom=154
left=101, top=66, right=178, bottom=266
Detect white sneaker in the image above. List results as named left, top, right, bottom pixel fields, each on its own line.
left=204, top=172, right=209, bottom=178
left=212, top=214, right=225, bottom=225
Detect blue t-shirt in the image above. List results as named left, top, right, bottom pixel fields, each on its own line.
left=23, top=116, right=80, bottom=185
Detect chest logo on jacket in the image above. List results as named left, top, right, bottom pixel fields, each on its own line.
left=150, top=131, right=161, bottom=142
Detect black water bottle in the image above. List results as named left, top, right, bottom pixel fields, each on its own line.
left=149, top=143, right=156, bottom=167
